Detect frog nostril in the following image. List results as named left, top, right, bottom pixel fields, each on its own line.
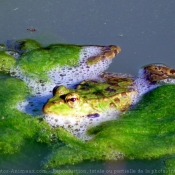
left=60, top=94, right=66, bottom=100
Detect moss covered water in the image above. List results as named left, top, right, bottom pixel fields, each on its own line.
left=18, top=44, right=81, bottom=80
left=0, top=39, right=175, bottom=174
left=0, top=76, right=175, bottom=174
left=3, top=39, right=81, bottom=81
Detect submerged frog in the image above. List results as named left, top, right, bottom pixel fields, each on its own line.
left=0, top=39, right=121, bottom=114
left=43, top=63, right=175, bottom=140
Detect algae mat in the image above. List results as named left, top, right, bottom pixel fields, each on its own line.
left=0, top=77, right=175, bottom=174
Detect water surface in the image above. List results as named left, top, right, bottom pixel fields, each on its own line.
left=0, top=0, right=174, bottom=174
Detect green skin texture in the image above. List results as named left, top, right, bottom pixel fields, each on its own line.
left=0, top=39, right=175, bottom=173
left=45, top=79, right=134, bottom=116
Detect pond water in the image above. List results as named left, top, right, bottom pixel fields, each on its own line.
left=0, top=140, right=164, bottom=175
left=0, top=0, right=175, bottom=174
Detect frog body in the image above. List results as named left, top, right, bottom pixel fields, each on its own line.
left=43, top=64, right=175, bottom=140
left=43, top=78, right=137, bottom=139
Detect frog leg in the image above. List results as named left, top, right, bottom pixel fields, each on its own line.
left=87, top=45, right=121, bottom=65
left=100, top=72, right=134, bottom=85
left=140, top=63, right=175, bottom=84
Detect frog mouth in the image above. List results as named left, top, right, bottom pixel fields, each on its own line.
left=86, top=45, right=121, bottom=65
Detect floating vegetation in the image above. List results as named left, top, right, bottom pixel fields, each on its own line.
left=1, top=77, right=175, bottom=173
left=0, top=39, right=175, bottom=173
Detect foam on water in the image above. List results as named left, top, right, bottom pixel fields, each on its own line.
left=129, top=68, right=159, bottom=105
left=45, top=109, right=120, bottom=140
left=135, top=69, right=159, bottom=94
left=47, top=46, right=113, bottom=88
left=13, top=46, right=113, bottom=115
left=132, top=66, right=175, bottom=105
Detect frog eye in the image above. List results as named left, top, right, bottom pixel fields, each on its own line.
left=65, top=93, right=80, bottom=108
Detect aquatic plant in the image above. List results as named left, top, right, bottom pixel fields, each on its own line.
left=0, top=39, right=175, bottom=174
left=1, top=77, right=175, bottom=174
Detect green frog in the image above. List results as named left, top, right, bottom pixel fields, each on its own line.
left=43, top=63, right=175, bottom=140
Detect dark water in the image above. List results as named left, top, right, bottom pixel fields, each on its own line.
left=0, top=140, right=164, bottom=175
left=0, top=0, right=174, bottom=174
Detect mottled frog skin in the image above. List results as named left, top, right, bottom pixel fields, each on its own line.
left=44, top=77, right=136, bottom=114
left=43, top=64, right=175, bottom=140
left=43, top=79, right=136, bottom=140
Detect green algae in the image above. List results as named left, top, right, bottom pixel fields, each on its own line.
left=90, top=85, right=175, bottom=158
left=17, top=44, right=81, bottom=80
left=0, top=44, right=5, bottom=51
left=0, top=51, right=16, bottom=73
left=0, top=78, right=61, bottom=154
left=17, top=39, right=42, bottom=52
left=1, top=76, right=175, bottom=173
left=0, top=40, right=81, bottom=81
left=45, top=85, right=175, bottom=169
left=164, top=157, right=175, bottom=174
